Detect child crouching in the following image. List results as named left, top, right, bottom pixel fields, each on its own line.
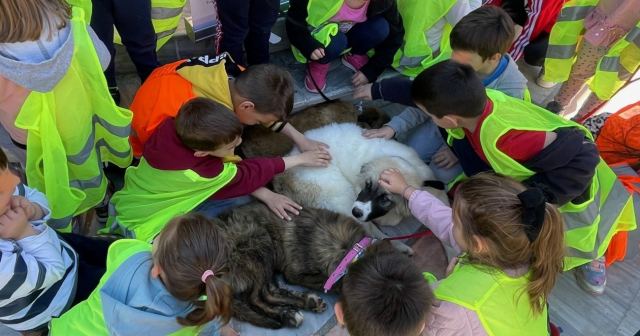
left=380, top=170, right=564, bottom=335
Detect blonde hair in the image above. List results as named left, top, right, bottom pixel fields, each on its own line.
left=154, top=214, right=232, bottom=326
left=0, top=0, right=70, bottom=43
left=453, top=173, right=565, bottom=314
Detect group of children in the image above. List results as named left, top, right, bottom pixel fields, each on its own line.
left=0, top=0, right=639, bottom=335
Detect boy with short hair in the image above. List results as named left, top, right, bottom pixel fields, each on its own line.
left=409, top=60, right=636, bottom=295
left=109, top=98, right=331, bottom=243
left=356, top=6, right=527, bottom=183
left=335, top=243, right=434, bottom=336
left=130, top=53, right=326, bottom=157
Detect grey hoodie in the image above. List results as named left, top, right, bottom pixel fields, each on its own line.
left=100, top=251, right=221, bottom=335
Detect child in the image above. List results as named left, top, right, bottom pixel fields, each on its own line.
left=544, top=0, right=640, bottom=119
left=408, top=60, right=636, bottom=294
left=0, top=148, right=77, bottom=336
left=50, top=213, right=232, bottom=335
left=130, top=53, right=326, bottom=158
left=358, top=6, right=527, bottom=183
left=286, top=0, right=405, bottom=92
left=0, top=0, right=133, bottom=232
left=334, top=242, right=434, bottom=336
left=109, top=98, right=331, bottom=242
left=379, top=171, right=564, bottom=334
left=393, top=0, right=477, bottom=77
left=217, top=0, right=280, bottom=66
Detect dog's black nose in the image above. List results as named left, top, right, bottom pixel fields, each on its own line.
left=352, top=208, right=363, bottom=218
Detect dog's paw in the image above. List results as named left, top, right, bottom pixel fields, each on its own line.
left=282, top=309, right=304, bottom=328
left=390, top=240, right=414, bottom=256
left=305, top=293, right=328, bottom=313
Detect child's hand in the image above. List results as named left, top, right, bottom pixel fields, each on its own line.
left=254, top=189, right=302, bottom=221
left=296, top=149, right=331, bottom=167
left=10, top=196, right=44, bottom=221
left=310, top=48, right=325, bottom=61
left=362, top=126, right=395, bottom=139
left=352, top=71, right=369, bottom=87
left=353, top=83, right=373, bottom=100
left=0, top=206, right=36, bottom=240
left=432, top=146, right=459, bottom=169
left=298, top=137, right=331, bottom=154
left=378, top=168, right=410, bottom=195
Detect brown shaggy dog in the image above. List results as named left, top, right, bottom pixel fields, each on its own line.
left=216, top=201, right=402, bottom=329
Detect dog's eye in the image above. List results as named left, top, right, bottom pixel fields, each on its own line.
left=379, top=195, right=392, bottom=207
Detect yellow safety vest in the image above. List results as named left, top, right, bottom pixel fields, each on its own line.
left=447, top=89, right=636, bottom=269
left=15, top=7, right=133, bottom=232
left=435, top=263, right=548, bottom=336
left=50, top=240, right=202, bottom=335
left=291, top=0, right=347, bottom=63
left=544, top=0, right=640, bottom=100
left=392, top=0, right=457, bottom=77
left=107, top=157, right=237, bottom=242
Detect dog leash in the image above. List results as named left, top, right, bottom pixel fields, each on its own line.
left=384, top=229, right=434, bottom=241
left=307, top=65, right=334, bottom=103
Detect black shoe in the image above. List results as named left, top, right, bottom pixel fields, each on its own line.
left=545, top=101, right=564, bottom=114
left=109, top=87, right=121, bottom=106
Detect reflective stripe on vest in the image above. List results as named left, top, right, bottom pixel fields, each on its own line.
left=113, top=0, right=187, bottom=50
left=589, top=22, right=640, bottom=100
left=435, top=263, right=548, bottom=336
left=479, top=90, right=635, bottom=269
left=392, top=0, right=457, bottom=76
left=543, top=0, right=598, bottom=83
left=50, top=240, right=201, bottom=335
left=106, top=157, right=237, bottom=242
left=15, top=7, right=133, bottom=232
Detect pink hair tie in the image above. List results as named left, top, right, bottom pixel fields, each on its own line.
left=201, top=270, right=215, bottom=283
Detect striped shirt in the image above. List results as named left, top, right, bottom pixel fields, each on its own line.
left=0, top=185, right=78, bottom=332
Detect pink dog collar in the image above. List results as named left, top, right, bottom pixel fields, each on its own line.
left=323, top=237, right=375, bottom=293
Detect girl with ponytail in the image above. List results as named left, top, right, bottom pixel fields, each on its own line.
left=379, top=170, right=564, bottom=335
left=51, top=213, right=232, bottom=335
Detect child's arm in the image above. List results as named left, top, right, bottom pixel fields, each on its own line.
left=353, top=77, right=415, bottom=107
left=379, top=169, right=461, bottom=253
left=363, top=106, right=428, bottom=139
left=280, top=123, right=331, bottom=154
left=0, top=213, right=66, bottom=294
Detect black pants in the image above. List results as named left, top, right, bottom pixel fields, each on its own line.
left=523, top=32, right=550, bottom=67
left=59, top=233, right=114, bottom=305
left=217, top=0, right=280, bottom=66
left=90, top=0, right=159, bottom=87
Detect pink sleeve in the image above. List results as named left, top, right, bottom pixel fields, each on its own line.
left=408, top=190, right=461, bottom=253
left=424, top=300, right=488, bottom=336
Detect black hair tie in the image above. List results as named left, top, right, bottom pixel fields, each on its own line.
left=517, top=188, right=546, bottom=242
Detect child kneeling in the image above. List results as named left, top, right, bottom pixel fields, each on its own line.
left=380, top=170, right=564, bottom=335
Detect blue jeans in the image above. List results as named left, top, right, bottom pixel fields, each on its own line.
left=318, top=16, right=390, bottom=64
left=406, top=120, right=463, bottom=184
left=194, top=195, right=253, bottom=218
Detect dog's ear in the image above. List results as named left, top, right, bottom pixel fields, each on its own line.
left=423, top=180, right=445, bottom=190
left=357, top=107, right=391, bottom=129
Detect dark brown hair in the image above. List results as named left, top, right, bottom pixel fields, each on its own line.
left=411, top=60, right=487, bottom=118
left=453, top=173, right=565, bottom=314
left=0, top=149, right=7, bottom=171
left=450, top=6, right=515, bottom=60
left=175, top=97, right=243, bottom=151
left=154, top=213, right=232, bottom=327
left=0, top=0, right=70, bottom=43
left=340, top=242, right=433, bottom=336
left=234, top=64, right=294, bottom=119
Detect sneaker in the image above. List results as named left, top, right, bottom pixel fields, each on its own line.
left=536, top=70, right=557, bottom=88
left=550, top=322, right=562, bottom=336
left=545, top=101, right=565, bottom=115
left=341, top=54, right=369, bottom=72
left=304, top=61, right=330, bottom=93
left=575, top=257, right=607, bottom=295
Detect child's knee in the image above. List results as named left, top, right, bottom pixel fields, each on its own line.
left=369, top=16, right=390, bottom=41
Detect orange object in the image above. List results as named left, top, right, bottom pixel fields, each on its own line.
left=604, top=164, right=640, bottom=267
left=596, top=102, right=640, bottom=171
left=129, top=60, right=195, bottom=157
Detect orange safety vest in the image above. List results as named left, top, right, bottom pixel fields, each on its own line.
left=129, top=60, right=195, bottom=157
